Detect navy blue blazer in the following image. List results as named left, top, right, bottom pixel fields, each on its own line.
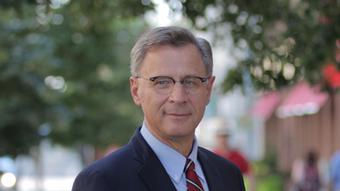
left=72, top=128, right=245, bottom=191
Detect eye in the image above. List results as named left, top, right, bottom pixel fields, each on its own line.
left=153, top=77, right=172, bottom=89
left=183, top=78, right=200, bottom=88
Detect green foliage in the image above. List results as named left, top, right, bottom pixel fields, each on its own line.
left=0, top=1, right=151, bottom=156
left=256, top=174, right=283, bottom=191
left=178, top=0, right=340, bottom=92
left=253, top=153, right=285, bottom=191
left=222, top=67, right=243, bottom=92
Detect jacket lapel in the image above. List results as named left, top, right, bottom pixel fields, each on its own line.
left=138, top=156, right=177, bottom=191
left=130, top=128, right=177, bottom=191
left=198, top=148, right=225, bottom=191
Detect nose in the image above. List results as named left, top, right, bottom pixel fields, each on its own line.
left=168, top=83, right=188, bottom=103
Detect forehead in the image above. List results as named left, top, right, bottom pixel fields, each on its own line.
left=140, top=44, right=206, bottom=76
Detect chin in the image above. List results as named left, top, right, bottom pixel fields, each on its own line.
left=164, top=124, right=195, bottom=137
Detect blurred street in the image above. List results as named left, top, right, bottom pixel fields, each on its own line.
left=12, top=141, right=81, bottom=191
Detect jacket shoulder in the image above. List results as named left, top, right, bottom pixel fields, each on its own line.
left=198, top=147, right=246, bottom=191
left=198, top=146, right=243, bottom=174
left=198, top=147, right=232, bottom=162
left=72, top=144, right=140, bottom=191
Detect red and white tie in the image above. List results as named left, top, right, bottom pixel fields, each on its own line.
left=185, top=159, right=204, bottom=191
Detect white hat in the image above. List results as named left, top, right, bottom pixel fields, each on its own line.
left=216, top=126, right=231, bottom=136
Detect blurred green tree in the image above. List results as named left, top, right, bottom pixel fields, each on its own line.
left=174, top=0, right=339, bottom=92
left=0, top=0, right=153, bottom=157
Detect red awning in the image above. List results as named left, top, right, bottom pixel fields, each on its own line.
left=276, top=81, right=329, bottom=118
left=251, top=91, right=281, bottom=120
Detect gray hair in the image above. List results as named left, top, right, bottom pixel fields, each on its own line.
left=130, top=26, right=213, bottom=76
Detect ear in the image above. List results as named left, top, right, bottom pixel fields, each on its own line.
left=206, top=76, right=215, bottom=105
left=130, top=77, right=141, bottom=106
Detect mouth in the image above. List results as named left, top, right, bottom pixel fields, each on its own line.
left=165, top=112, right=192, bottom=118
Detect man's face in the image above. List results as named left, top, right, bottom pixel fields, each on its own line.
left=130, top=44, right=215, bottom=143
left=216, top=134, right=229, bottom=148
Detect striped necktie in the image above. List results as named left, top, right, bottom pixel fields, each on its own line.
left=185, top=159, right=204, bottom=191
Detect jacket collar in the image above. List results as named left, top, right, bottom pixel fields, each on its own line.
left=129, top=127, right=177, bottom=191
left=198, top=148, right=226, bottom=191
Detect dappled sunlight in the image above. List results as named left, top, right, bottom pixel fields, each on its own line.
left=18, top=176, right=75, bottom=191
left=44, top=75, right=67, bottom=92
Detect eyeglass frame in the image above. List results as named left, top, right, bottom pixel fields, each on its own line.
left=134, top=75, right=211, bottom=95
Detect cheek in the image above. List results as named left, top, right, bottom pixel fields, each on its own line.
left=193, top=94, right=210, bottom=107
left=140, top=91, right=166, bottom=111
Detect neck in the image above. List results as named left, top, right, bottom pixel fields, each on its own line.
left=144, top=121, right=196, bottom=157
left=149, top=129, right=195, bottom=156
left=165, top=137, right=194, bottom=157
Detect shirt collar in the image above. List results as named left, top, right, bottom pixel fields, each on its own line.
left=140, top=122, right=202, bottom=184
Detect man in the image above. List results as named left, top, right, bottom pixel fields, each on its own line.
left=213, top=126, right=255, bottom=191
left=213, top=127, right=250, bottom=174
left=72, top=26, right=245, bottom=191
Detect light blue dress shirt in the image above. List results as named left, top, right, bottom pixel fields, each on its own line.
left=140, top=123, right=209, bottom=191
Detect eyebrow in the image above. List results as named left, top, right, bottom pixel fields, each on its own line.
left=148, top=75, right=209, bottom=79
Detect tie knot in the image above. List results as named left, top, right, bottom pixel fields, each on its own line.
left=185, top=159, right=195, bottom=172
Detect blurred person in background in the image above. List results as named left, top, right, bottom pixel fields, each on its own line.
left=330, top=150, right=340, bottom=191
left=291, top=151, right=321, bottom=191
left=212, top=126, right=255, bottom=191
left=72, top=26, right=245, bottom=191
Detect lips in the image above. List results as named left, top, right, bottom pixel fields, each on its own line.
left=167, top=113, right=191, bottom=116
left=165, top=111, right=192, bottom=117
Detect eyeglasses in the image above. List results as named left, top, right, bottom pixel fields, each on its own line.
left=136, top=75, right=211, bottom=95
